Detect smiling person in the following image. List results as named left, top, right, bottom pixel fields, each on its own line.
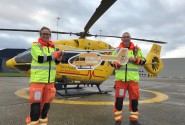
left=26, top=26, right=64, bottom=125
left=112, top=32, right=146, bottom=125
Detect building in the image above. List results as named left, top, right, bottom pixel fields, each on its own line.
left=139, top=58, right=185, bottom=79
left=0, top=48, right=26, bottom=72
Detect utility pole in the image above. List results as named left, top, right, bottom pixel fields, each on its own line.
left=56, top=17, right=60, bottom=40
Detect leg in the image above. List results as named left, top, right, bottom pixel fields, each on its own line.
left=114, top=97, right=124, bottom=125
left=39, top=83, right=56, bottom=124
left=30, top=103, right=41, bottom=121
left=114, top=81, right=127, bottom=124
left=128, top=81, right=140, bottom=124
left=41, top=103, right=50, bottom=119
left=26, top=83, right=45, bottom=125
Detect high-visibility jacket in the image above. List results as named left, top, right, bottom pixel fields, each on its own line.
left=30, top=41, right=57, bottom=83
left=112, top=42, right=145, bottom=82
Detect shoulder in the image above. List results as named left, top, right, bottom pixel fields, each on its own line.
left=32, top=41, right=37, bottom=44
left=135, top=46, right=140, bottom=50
left=31, top=42, right=40, bottom=48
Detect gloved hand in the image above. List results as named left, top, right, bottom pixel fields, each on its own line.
left=114, top=62, right=121, bottom=68
left=56, top=50, right=64, bottom=56
left=128, top=57, right=137, bottom=63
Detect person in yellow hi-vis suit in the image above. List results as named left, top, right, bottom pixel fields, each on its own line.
left=26, top=26, right=64, bottom=125
left=113, top=32, right=146, bottom=125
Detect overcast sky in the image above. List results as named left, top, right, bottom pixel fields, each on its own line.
left=0, top=0, right=185, bottom=58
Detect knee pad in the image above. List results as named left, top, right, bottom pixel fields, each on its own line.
left=30, top=103, right=40, bottom=121
left=44, top=86, right=56, bottom=103
left=131, top=99, right=138, bottom=112
left=30, top=87, right=43, bottom=103
left=115, top=97, right=124, bottom=111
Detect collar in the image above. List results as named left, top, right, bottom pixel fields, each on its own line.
left=38, top=38, right=54, bottom=48
left=118, top=41, right=135, bottom=50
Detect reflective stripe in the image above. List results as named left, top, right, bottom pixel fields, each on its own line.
left=130, top=115, right=138, bottom=119
left=39, top=123, right=47, bottom=125
left=36, top=42, right=54, bottom=61
left=114, top=111, right=122, bottom=115
left=26, top=120, right=39, bottom=125
left=39, top=118, right=48, bottom=125
left=36, top=42, right=47, bottom=61
left=31, top=66, right=56, bottom=70
left=51, top=53, right=55, bottom=60
left=130, top=111, right=139, bottom=115
left=115, top=116, right=122, bottom=120
left=36, top=42, right=44, bottom=52
left=115, top=67, right=138, bottom=72
left=43, top=54, right=47, bottom=62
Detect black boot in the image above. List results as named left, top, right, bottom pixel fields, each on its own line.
left=115, top=121, right=121, bottom=125
left=130, top=120, right=141, bottom=125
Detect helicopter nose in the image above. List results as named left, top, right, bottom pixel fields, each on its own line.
left=6, top=58, right=16, bottom=69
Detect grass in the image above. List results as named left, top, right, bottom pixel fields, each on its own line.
left=0, top=72, right=27, bottom=77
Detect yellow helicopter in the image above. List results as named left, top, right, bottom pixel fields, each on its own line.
left=0, top=0, right=166, bottom=94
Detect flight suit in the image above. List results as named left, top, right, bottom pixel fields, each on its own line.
left=112, top=42, right=146, bottom=124
left=26, top=38, right=61, bottom=125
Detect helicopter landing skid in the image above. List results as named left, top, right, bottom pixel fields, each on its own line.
left=54, top=82, right=111, bottom=96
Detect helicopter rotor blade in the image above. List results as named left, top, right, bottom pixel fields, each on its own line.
left=80, top=0, right=117, bottom=38
left=90, top=34, right=167, bottom=44
left=131, top=38, right=167, bottom=44
left=0, top=28, right=78, bottom=35
left=0, top=28, right=40, bottom=32
left=0, top=28, right=167, bottom=44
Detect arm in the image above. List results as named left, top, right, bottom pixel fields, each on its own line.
left=31, top=43, right=63, bottom=63
left=132, top=49, right=146, bottom=65
left=111, top=50, right=121, bottom=68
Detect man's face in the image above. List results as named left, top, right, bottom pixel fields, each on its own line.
left=40, top=29, right=51, bottom=42
left=122, top=33, right=131, bottom=47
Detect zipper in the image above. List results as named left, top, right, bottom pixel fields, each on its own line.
left=48, top=46, right=51, bottom=83
left=125, top=64, right=127, bottom=82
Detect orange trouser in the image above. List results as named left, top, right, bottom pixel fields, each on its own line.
left=114, top=81, right=140, bottom=121
left=29, top=83, right=56, bottom=121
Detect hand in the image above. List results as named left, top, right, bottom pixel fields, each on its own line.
left=114, top=61, right=121, bottom=68
left=57, top=56, right=63, bottom=61
left=56, top=50, right=64, bottom=56
left=129, top=57, right=137, bottom=63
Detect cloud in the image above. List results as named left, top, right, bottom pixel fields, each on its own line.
left=0, top=0, right=185, bottom=58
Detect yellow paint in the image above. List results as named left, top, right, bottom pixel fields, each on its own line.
left=7, top=39, right=115, bottom=84
left=15, top=88, right=168, bottom=105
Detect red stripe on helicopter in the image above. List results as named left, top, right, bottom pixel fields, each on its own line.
left=88, top=70, right=104, bottom=79
left=57, top=70, right=105, bottom=79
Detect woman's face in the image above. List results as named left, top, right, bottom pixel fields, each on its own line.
left=40, top=29, right=51, bottom=42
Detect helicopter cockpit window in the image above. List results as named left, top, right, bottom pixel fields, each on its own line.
left=15, top=49, right=32, bottom=63
left=61, top=53, right=79, bottom=64
left=100, top=61, right=105, bottom=65
left=80, top=58, right=85, bottom=61
left=75, top=57, right=79, bottom=61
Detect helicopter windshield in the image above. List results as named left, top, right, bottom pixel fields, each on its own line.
left=15, top=49, right=32, bottom=63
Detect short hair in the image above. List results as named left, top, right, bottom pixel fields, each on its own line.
left=121, top=32, right=131, bottom=41
left=39, top=26, right=51, bottom=33
left=123, top=32, right=130, bottom=36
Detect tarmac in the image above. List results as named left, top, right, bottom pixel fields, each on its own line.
left=0, top=76, right=185, bottom=125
